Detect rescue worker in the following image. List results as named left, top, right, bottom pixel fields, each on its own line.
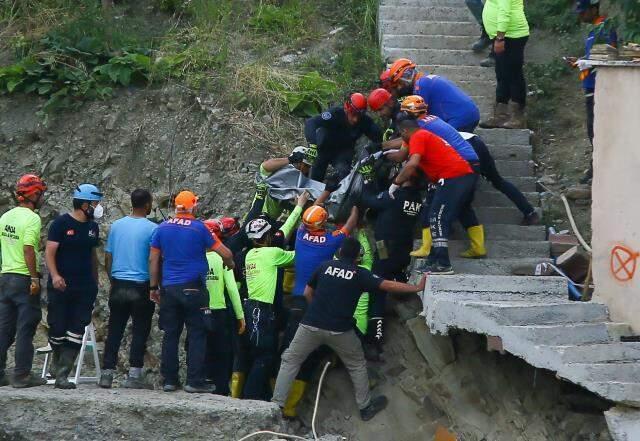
left=45, top=183, right=103, bottom=389
left=278, top=203, right=360, bottom=417
left=566, top=0, right=617, bottom=183
left=382, top=58, right=480, bottom=132
left=149, top=190, right=234, bottom=393
left=305, top=93, right=383, bottom=181
left=202, top=219, right=245, bottom=396
left=359, top=177, right=422, bottom=358
left=99, top=189, right=157, bottom=389
left=231, top=192, right=308, bottom=400
left=390, top=114, right=478, bottom=274
left=399, top=96, right=539, bottom=257
left=0, top=174, right=47, bottom=388
left=272, top=238, right=427, bottom=421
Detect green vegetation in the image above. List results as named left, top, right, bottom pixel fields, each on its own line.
left=610, top=0, right=640, bottom=42
left=0, top=0, right=382, bottom=121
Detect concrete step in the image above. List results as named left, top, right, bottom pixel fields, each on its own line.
left=567, top=362, right=640, bottom=383
left=505, top=323, right=628, bottom=346
left=556, top=342, right=640, bottom=364
left=382, top=34, right=478, bottom=51
left=588, top=382, right=640, bottom=406
left=479, top=177, right=536, bottom=192
left=380, top=20, right=481, bottom=37
left=424, top=274, right=565, bottom=294
left=381, top=0, right=466, bottom=7
left=494, top=159, right=535, bottom=177
left=473, top=190, right=539, bottom=208
left=417, top=64, right=495, bottom=82
left=450, top=224, right=546, bottom=241
left=447, top=257, right=552, bottom=275
left=486, top=144, right=532, bottom=161
left=446, top=240, right=549, bottom=258
left=476, top=128, right=531, bottom=146
left=475, top=206, right=535, bottom=225
left=379, top=6, right=474, bottom=22
left=384, top=47, right=486, bottom=67
left=458, top=80, right=497, bottom=97
left=466, top=302, right=610, bottom=326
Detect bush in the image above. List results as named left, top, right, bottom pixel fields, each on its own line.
left=249, top=2, right=310, bottom=41
left=525, top=0, right=579, bottom=33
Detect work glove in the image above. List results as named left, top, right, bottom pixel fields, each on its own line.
left=388, top=183, right=400, bottom=199
left=255, top=182, right=268, bottom=200
left=288, top=151, right=305, bottom=164
left=358, top=164, right=374, bottom=180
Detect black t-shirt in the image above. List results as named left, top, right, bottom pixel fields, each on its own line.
left=361, top=185, right=422, bottom=247
left=304, top=106, right=383, bottom=152
left=47, top=213, right=100, bottom=286
left=302, top=259, right=383, bottom=332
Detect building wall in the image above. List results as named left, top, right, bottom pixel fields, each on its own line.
left=592, top=66, right=640, bottom=332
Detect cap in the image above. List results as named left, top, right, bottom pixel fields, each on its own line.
left=174, top=190, right=198, bottom=211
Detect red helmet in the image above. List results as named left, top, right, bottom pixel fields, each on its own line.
left=367, top=88, right=393, bottom=111
left=219, top=217, right=240, bottom=237
left=16, top=174, right=47, bottom=203
left=203, top=219, right=223, bottom=240
left=344, top=93, right=367, bottom=116
left=379, top=69, right=393, bottom=90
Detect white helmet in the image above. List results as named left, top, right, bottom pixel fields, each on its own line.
left=245, top=218, right=272, bottom=240
left=290, top=145, right=316, bottom=166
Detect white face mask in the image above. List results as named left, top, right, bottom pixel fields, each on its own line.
left=93, top=203, right=104, bottom=219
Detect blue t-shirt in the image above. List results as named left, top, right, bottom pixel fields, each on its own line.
left=418, top=115, right=479, bottom=162
left=292, top=226, right=346, bottom=296
left=414, top=75, right=480, bottom=130
left=105, top=216, right=157, bottom=282
left=150, top=216, right=216, bottom=287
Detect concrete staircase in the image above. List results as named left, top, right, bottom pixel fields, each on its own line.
left=377, top=0, right=640, bottom=434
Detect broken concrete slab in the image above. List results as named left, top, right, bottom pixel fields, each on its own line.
left=407, top=317, right=456, bottom=371
left=605, top=406, right=640, bottom=440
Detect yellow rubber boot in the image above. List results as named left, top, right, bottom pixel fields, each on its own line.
left=230, top=372, right=245, bottom=399
left=283, top=380, right=308, bottom=418
left=410, top=228, right=432, bottom=257
left=460, top=225, right=487, bottom=259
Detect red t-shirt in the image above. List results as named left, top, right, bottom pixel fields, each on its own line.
left=408, top=129, right=473, bottom=182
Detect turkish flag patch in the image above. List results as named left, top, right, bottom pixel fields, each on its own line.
left=66, top=229, right=75, bottom=236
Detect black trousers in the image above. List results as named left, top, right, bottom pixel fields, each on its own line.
left=469, top=136, right=534, bottom=216
left=310, top=148, right=354, bottom=182
left=428, top=174, right=479, bottom=267
left=369, top=248, right=411, bottom=319
left=48, top=282, right=97, bottom=350
left=159, top=281, right=208, bottom=387
left=102, top=279, right=155, bottom=371
left=0, top=274, right=41, bottom=377
left=234, top=299, right=277, bottom=400
left=494, top=36, right=528, bottom=107
left=204, top=308, right=234, bottom=395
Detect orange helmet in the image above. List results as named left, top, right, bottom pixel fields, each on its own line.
left=367, top=88, right=393, bottom=111
left=387, top=58, right=417, bottom=85
left=203, top=219, right=223, bottom=240
left=344, top=93, right=367, bottom=116
left=302, top=205, right=328, bottom=231
left=16, top=174, right=47, bottom=202
left=174, top=190, right=198, bottom=211
left=400, top=95, right=428, bottom=116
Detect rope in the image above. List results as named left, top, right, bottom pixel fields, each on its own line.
left=538, top=182, right=592, bottom=254
left=237, top=361, right=335, bottom=441
left=312, top=362, right=332, bottom=440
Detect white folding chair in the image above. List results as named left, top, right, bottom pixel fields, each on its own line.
left=37, top=322, right=101, bottom=385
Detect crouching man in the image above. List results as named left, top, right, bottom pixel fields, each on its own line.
left=271, top=237, right=426, bottom=421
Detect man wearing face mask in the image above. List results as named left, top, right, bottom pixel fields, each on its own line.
left=99, top=189, right=157, bottom=389
left=45, top=183, right=103, bottom=389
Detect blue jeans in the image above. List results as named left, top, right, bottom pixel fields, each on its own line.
left=159, top=281, right=208, bottom=387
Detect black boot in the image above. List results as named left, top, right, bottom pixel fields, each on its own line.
left=54, top=347, right=78, bottom=390
left=360, top=395, right=388, bottom=421
left=12, top=373, right=47, bottom=388
left=472, top=29, right=491, bottom=52
left=49, top=347, right=60, bottom=379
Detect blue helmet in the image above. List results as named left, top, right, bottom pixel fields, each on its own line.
left=576, top=0, right=598, bottom=13
left=73, top=184, right=103, bottom=201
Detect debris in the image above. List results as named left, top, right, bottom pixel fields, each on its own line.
left=556, top=246, right=590, bottom=283
left=565, top=185, right=591, bottom=201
